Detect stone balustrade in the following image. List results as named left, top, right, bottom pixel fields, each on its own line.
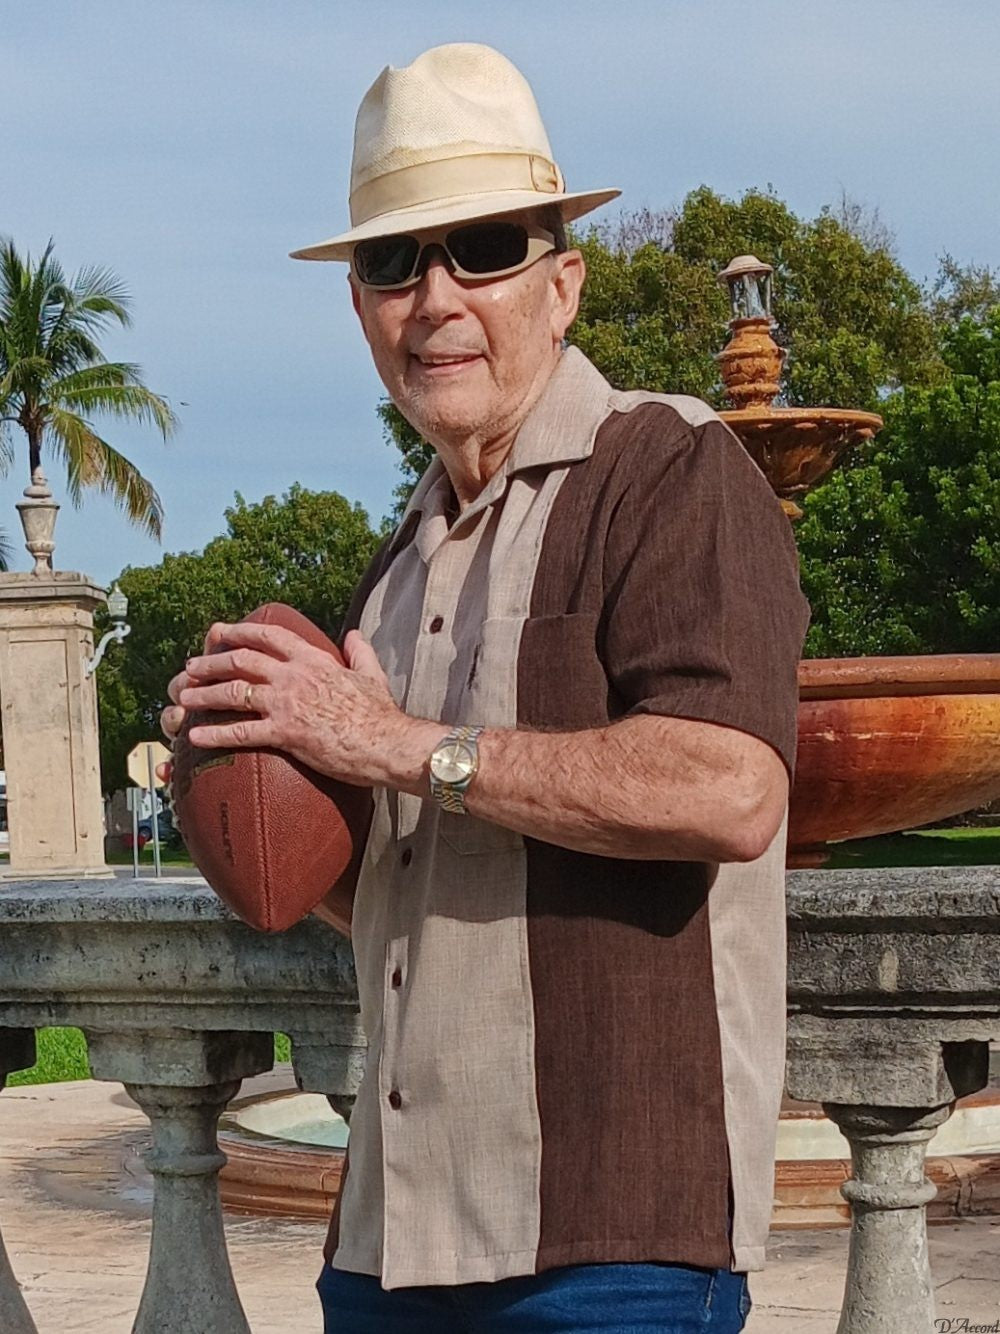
left=787, top=866, right=1000, bottom=1334
left=0, top=869, right=997, bottom=1333
left=0, top=881, right=364, bottom=1333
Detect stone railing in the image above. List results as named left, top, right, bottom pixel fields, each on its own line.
left=0, top=869, right=997, bottom=1334
left=786, top=866, right=1000, bottom=1334
left=0, top=881, right=363, bottom=1334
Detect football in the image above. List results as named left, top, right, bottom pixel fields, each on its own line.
left=171, top=602, right=371, bottom=934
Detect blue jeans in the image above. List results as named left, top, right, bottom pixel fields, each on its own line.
left=317, top=1260, right=752, bottom=1333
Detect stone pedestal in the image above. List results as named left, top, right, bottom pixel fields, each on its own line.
left=787, top=1024, right=990, bottom=1334
left=85, top=1029, right=274, bottom=1334
left=0, top=573, right=111, bottom=879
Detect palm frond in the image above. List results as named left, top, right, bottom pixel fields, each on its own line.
left=51, top=373, right=178, bottom=439
left=47, top=408, right=164, bottom=537
left=70, top=264, right=132, bottom=327
left=0, top=421, right=14, bottom=473
left=1, top=355, right=56, bottom=397
left=0, top=527, right=15, bottom=572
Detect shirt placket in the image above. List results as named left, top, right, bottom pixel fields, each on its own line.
left=378, top=498, right=496, bottom=1280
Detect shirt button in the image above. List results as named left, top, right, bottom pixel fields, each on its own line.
left=428, top=615, right=444, bottom=633
left=388, top=1090, right=402, bottom=1110
left=401, top=847, right=413, bottom=868
left=391, top=967, right=403, bottom=988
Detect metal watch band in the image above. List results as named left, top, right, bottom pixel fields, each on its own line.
left=429, top=724, right=484, bottom=815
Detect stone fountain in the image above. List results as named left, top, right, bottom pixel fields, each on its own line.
left=716, top=254, right=1000, bottom=867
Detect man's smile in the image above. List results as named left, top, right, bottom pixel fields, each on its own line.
left=408, top=351, right=485, bottom=377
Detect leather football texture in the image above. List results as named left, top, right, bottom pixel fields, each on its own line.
left=171, top=602, right=371, bottom=934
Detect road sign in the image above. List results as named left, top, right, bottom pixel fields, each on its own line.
left=127, top=741, right=171, bottom=791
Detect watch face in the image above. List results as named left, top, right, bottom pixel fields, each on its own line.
left=431, top=740, right=475, bottom=785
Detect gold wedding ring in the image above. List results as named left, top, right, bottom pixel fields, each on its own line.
left=244, top=683, right=255, bottom=711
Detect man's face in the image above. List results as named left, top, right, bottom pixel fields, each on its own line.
left=350, top=215, right=585, bottom=451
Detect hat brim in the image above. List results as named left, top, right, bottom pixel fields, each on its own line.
left=289, top=187, right=621, bottom=261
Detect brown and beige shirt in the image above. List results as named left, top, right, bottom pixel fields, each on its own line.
left=327, top=347, right=809, bottom=1290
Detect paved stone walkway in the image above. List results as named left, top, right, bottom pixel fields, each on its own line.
left=1, top=1076, right=998, bottom=1332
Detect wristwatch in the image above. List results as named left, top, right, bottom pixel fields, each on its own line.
left=428, top=724, right=484, bottom=815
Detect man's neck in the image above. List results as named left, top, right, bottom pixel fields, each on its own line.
left=431, top=349, right=563, bottom=509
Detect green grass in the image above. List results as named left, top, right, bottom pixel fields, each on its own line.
left=8, top=1030, right=293, bottom=1087
left=106, top=845, right=195, bottom=867
left=0, top=847, right=195, bottom=868
left=824, top=826, right=1000, bottom=869
left=7, top=1028, right=91, bottom=1086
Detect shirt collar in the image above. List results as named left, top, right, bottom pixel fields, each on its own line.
left=505, top=346, right=613, bottom=474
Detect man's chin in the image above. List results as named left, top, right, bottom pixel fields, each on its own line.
left=397, top=387, right=493, bottom=445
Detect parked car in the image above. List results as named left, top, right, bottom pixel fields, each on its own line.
left=127, top=805, right=183, bottom=852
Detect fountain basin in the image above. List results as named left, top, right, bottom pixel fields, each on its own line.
left=219, top=1092, right=347, bottom=1220
left=218, top=1085, right=1000, bottom=1230
left=790, top=654, right=1000, bottom=863
left=720, top=406, right=882, bottom=517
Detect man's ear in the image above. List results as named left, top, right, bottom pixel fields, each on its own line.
left=550, top=249, right=585, bottom=342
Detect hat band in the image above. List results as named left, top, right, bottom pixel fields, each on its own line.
left=349, top=152, right=565, bottom=227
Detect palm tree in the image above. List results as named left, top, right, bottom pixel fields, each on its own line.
left=0, top=237, right=176, bottom=540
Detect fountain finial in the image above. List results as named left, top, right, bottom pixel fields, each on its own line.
left=716, top=254, right=784, bottom=411
left=716, top=253, right=882, bottom=520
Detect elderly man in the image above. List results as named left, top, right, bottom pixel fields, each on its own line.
left=165, top=42, right=809, bottom=1334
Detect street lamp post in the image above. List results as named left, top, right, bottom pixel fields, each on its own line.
left=85, top=583, right=132, bottom=677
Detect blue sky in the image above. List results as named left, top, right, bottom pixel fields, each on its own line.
left=6, top=0, right=1000, bottom=585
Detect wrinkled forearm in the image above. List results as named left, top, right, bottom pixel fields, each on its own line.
left=377, top=712, right=788, bottom=863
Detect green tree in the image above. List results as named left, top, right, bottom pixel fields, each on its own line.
left=798, top=308, right=1000, bottom=657
left=380, top=187, right=944, bottom=510
left=0, top=238, right=175, bottom=537
left=583, top=186, right=942, bottom=410
left=95, top=485, right=384, bottom=792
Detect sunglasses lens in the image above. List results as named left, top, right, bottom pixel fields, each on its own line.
left=447, top=223, right=529, bottom=275
left=354, top=234, right=421, bottom=287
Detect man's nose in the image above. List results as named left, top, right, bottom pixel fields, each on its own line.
left=412, top=247, right=465, bottom=321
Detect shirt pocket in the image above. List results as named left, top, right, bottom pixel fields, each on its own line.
left=439, top=612, right=605, bottom=856
left=514, top=612, right=609, bottom=730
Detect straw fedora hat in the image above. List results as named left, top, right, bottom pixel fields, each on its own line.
left=290, top=43, right=619, bottom=262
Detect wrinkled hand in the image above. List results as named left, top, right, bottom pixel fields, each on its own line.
left=156, top=665, right=195, bottom=784
left=176, top=622, right=421, bottom=788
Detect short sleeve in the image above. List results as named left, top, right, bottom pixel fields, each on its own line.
left=600, top=418, right=810, bottom=774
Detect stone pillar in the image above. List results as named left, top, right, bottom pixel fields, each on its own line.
left=0, top=1029, right=38, bottom=1334
left=85, top=1029, right=273, bottom=1334
left=787, top=1030, right=989, bottom=1334
left=289, top=1005, right=367, bottom=1121
left=0, top=573, right=111, bottom=879
left=825, top=1102, right=948, bottom=1334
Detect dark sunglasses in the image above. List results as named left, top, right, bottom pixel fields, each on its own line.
left=351, top=221, right=557, bottom=290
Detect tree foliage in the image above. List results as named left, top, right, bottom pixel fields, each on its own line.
left=96, top=485, right=383, bottom=791
left=799, top=310, right=1000, bottom=656
left=380, top=186, right=945, bottom=510
left=576, top=185, right=942, bottom=411
left=0, top=238, right=174, bottom=537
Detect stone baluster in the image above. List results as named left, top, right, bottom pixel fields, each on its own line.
left=85, top=1028, right=273, bottom=1334
left=0, top=1029, right=38, bottom=1334
left=787, top=1029, right=989, bottom=1334
left=288, top=1004, right=367, bottom=1121
left=824, top=1102, right=949, bottom=1334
